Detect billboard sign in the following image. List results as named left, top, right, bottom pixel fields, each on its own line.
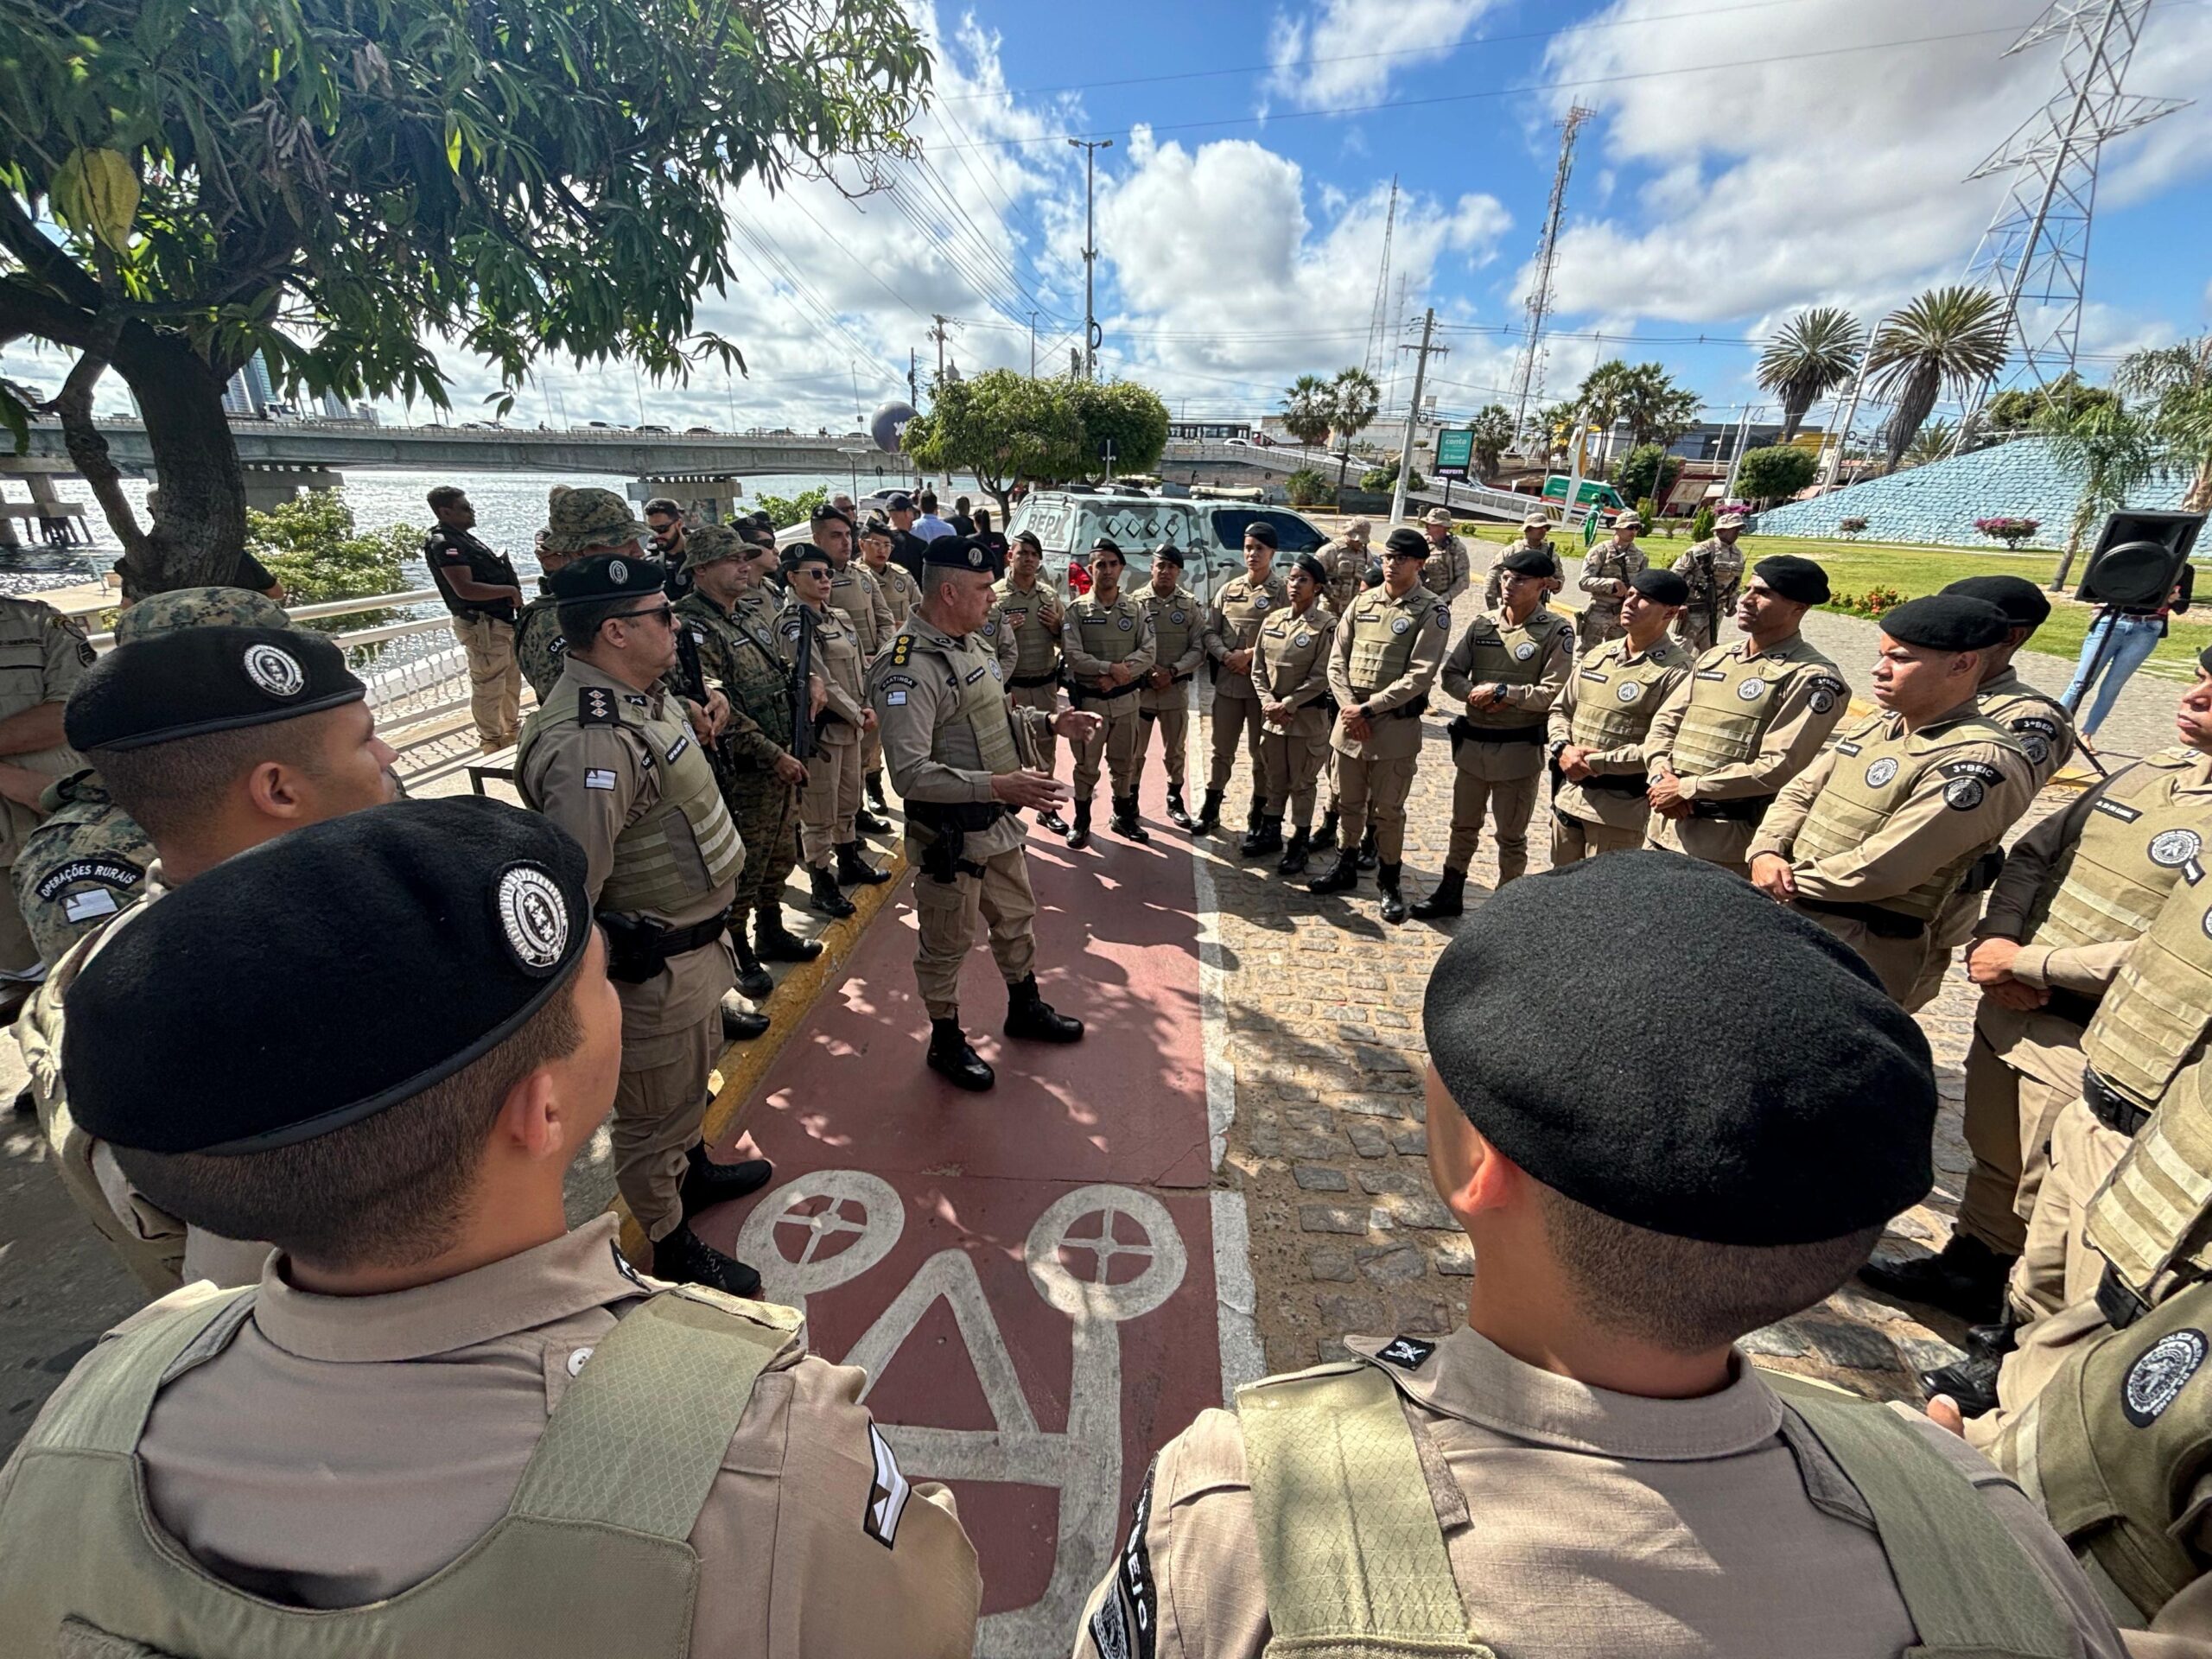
left=1433, top=428, right=1474, bottom=480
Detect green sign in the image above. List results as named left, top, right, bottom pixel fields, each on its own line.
left=1433, top=428, right=1474, bottom=479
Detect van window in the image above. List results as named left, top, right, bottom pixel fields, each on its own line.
left=1210, top=508, right=1325, bottom=556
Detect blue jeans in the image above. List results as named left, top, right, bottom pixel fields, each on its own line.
left=2063, top=611, right=2163, bottom=735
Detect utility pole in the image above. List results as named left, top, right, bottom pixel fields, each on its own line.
left=1722, top=404, right=1761, bottom=501
left=906, top=349, right=918, bottom=407
left=1029, top=310, right=1039, bottom=378
left=1389, top=308, right=1447, bottom=528
left=928, top=315, right=951, bottom=399
left=1069, top=137, right=1114, bottom=379
left=1821, top=373, right=1865, bottom=490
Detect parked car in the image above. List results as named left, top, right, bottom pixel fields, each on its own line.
left=1002, top=490, right=1329, bottom=606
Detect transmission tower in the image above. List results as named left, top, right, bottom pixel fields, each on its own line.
left=1363, top=177, right=1400, bottom=382
left=1510, top=105, right=1593, bottom=449
left=1952, top=0, right=2184, bottom=442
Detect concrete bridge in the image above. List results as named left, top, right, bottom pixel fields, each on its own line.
left=1160, top=440, right=1545, bottom=524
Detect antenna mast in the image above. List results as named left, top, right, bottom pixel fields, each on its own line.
left=1363, top=176, right=1400, bottom=381
left=1510, top=105, right=1593, bottom=448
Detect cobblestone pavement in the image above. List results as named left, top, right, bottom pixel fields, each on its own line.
left=1198, top=586, right=2074, bottom=1403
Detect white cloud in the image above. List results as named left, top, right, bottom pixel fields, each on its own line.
left=1266, top=0, right=1507, bottom=111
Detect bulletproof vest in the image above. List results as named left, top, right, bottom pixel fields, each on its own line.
left=2031, top=750, right=2210, bottom=953
left=826, top=563, right=883, bottom=654
left=1323, top=541, right=1370, bottom=612
left=518, top=674, right=744, bottom=916
left=885, top=626, right=1020, bottom=775
left=1980, top=677, right=2075, bottom=788
left=785, top=601, right=866, bottom=735
left=2082, top=1058, right=2212, bottom=1319
left=1255, top=604, right=1333, bottom=702
left=2081, top=874, right=2212, bottom=1110
left=0, top=1283, right=801, bottom=1659
left=1419, top=537, right=1467, bottom=598
left=1235, top=1357, right=2075, bottom=1659
left=1455, top=609, right=1568, bottom=732
left=515, top=595, right=568, bottom=703
left=1792, top=711, right=2026, bottom=923
left=1068, top=593, right=1143, bottom=668
left=1344, top=586, right=1444, bottom=698
left=676, top=594, right=792, bottom=751
left=1986, top=1270, right=2212, bottom=1624
left=1142, top=586, right=1199, bottom=670
left=1672, top=641, right=1836, bottom=778
left=1569, top=637, right=1688, bottom=753
left=425, top=527, right=520, bottom=619
left=1581, top=540, right=1643, bottom=613
left=993, top=577, right=1063, bottom=678
left=1215, top=574, right=1289, bottom=660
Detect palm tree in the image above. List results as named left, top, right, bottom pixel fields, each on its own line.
left=2116, top=335, right=2212, bottom=512
left=1862, top=286, right=2009, bottom=472
left=1535, top=399, right=1580, bottom=467
left=1902, top=419, right=1957, bottom=470
left=1574, top=359, right=1631, bottom=463
left=1469, top=404, right=1516, bottom=480
left=1758, top=307, right=1864, bottom=442
left=1280, top=374, right=1334, bottom=452
left=2037, top=397, right=2173, bottom=588
left=1618, top=362, right=1701, bottom=452
left=1329, top=365, right=1380, bottom=509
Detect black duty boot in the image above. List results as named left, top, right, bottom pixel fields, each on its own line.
left=1308, top=849, right=1360, bottom=896
left=1038, top=806, right=1071, bottom=836
left=1963, top=1314, right=2024, bottom=1363
left=1409, top=868, right=1466, bottom=921
left=836, top=842, right=891, bottom=886
left=1005, top=973, right=1084, bottom=1043
left=1378, top=861, right=1409, bottom=925
left=719, top=995, right=771, bottom=1042
left=808, top=865, right=856, bottom=918
left=866, top=770, right=888, bottom=810
left=1192, top=788, right=1224, bottom=836
left=1066, top=801, right=1092, bottom=849
left=855, top=802, right=893, bottom=836
left=1918, top=1350, right=2004, bottom=1418
left=757, top=907, right=823, bottom=964
left=1356, top=826, right=1380, bottom=871
left=1278, top=828, right=1311, bottom=876
left=1241, top=814, right=1284, bottom=859
left=652, top=1223, right=763, bottom=1298
left=1245, top=800, right=1265, bottom=837
left=1312, top=810, right=1339, bottom=853
left=1166, top=786, right=1194, bottom=830
left=927, top=1015, right=995, bottom=1091
left=680, top=1141, right=774, bottom=1217
left=1858, top=1233, right=2018, bottom=1325
left=1112, top=795, right=1151, bottom=842
left=732, top=929, right=773, bottom=1000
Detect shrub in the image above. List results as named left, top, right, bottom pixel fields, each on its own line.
left=1612, top=443, right=1681, bottom=510
left=247, top=489, right=412, bottom=632
left=1825, top=584, right=1906, bottom=619
left=756, top=487, right=828, bottom=530
left=1286, top=467, right=1332, bottom=507
left=1838, top=515, right=1869, bottom=538
left=1690, top=505, right=1717, bottom=543
left=1735, top=445, right=1820, bottom=501
left=1359, top=458, right=1426, bottom=493
left=1974, top=515, right=2041, bottom=549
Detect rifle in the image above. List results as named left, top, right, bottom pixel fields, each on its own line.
left=671, top=614, right=736, bottom=767
left=789, top=603, right=818, bottom=762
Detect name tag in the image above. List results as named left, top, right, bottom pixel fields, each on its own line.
left=665, top=734, right=691, bottom=764
left=2094, top=798, right=2143, bottom=823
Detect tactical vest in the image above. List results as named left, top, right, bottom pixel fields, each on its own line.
left=827, top=563, right=883, bottom=654
left=1143, top=587, right=1199, bottom=673
left=677, top=595, right=794, bottom=753
left=1344, top=587, right=1443, bottom=700
left=518, top=675, right=744, bottom=916
left=1453, top=610, right=1567, bottom=733
left=1791, top=712, right=2027, bottom=923
left=515, top=595, right=568, bottom=702
left=1568, top=638, right=1687, bottom=753
left=1981, top=679, right=2075, bottom=787
left=0, top=1283, right=800, bottom=1659
left=1672, top=642, right=1836, bottom=778
left=994, top=578, right=1062, bottom=681
left=2081, top=875, right=2212, bottom=1110
left=1236, top=1357, right=2076, bottom=1659
left=1068, top=593, right=1144, bottom=668
left=1255, top=605, right=1334, bottom=708
left=2031, top=751, right=2210, bottom=953
left=2082, top=1058, right=2212, bottom=1320
left=887, top=626, right=1021, bottom=776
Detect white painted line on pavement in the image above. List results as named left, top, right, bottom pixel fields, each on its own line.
left=1211, top=1189, right=1268, bottom=1393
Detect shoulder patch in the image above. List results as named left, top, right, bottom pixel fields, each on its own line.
left=577, top=686, right=623, bottom=727
left=2124, top=1330, right=2209, bottom=1427
left=1941, top=759, right=2006, bottom=786
left=1375, top=1335, right=1436, bottom=1370
left=861, top=1421, right=912, bottom=1548
left=34, top=857, right=144, bottom=902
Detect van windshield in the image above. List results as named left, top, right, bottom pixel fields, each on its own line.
left=1019, top=497, right=1202, bottom=559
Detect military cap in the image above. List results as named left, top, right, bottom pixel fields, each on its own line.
left=66, top=627, right=365, bottom=754
left=1630, top=568, right=1690, bottom=605
left=114, top=586, right=289, bottom=645
left=780, top=541, right=833, bottom=572
left=1752, top=554, right=1829, bottom=605
left=1497, top=547, right=1554, bottom=577
left=542, top=486, right=649, bottom=555
left=1293, top=553, right=1329, bottom=585
left=1521, top=510, right=1551, bottom=530
left=642, top=497, right=683, bottom=519
left=1091, top=536, right=1123, bottom=556
left=1344, top=518, right=1372, bottom=537
left=1383, top=527, right=1430, bottom=560
left=684, top=524, right=747, bottom=567
left=1614, top=511, right=1645, bottom=531
left=860, top=516, right=893, bottom=538
left=1424, top=507, right=1455, bottom=526
left=2201, top=645, right=2212, bottom=677
left=1154, top=542, right=1186, bottom=568
left=1422, top=850, right=1935, bottom=1245
left=1879, top=594, right=2012, bottom=652
left=1714, top=512, right=1747, bottom=531
left=1944, top=574, right=2050, bottom=630
left=1244, top=521, right=1279, bottom=550
left=887, top=492, right=916, bottom=512
left=810, top=502, right=854, bottom=529
left=66, top=798, right=592, bottom=1155
left=548, top=552, right=670, bottom=608
left=923, top=535, right=998, bottom=573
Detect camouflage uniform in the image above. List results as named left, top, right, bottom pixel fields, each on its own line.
left=515, top=582, right=568, bottom=704
left=1671, top=531, right=1745, bottom=655
left=672, top=585, right=801, bottom=921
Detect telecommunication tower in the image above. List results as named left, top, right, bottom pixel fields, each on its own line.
left=1510, top=105, right=1594, bottom=448
left=1362, top=177, right=1400, bottom=383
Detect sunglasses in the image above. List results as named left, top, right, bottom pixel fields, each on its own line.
left=608, top=603, right=676, bottom=626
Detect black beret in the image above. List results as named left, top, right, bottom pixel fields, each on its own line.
left=1091, top=537, right=1123, bottom=556
left=2200, top=644, right=2211, bottom=677
left=1497, top=547, right=1553, bottom=577
left=1013, top=530, right=1043, bottom=551
left=1421, top=851, right=1935, bottom=1244
left=1154, top=542, right=1186, bottom=568
left=1880, top=594, right=2012, bottom=652
left=810, top=503, right=854, bottom=528
left=67, top=627, right=365, bottom=753
left=1293, top=553, right=1329, bottom=585
left=1383, top=527, right=1430, bottom=560
left=1244, top=521, right=1278, bottom=550
left=780, top=540, right=832, bottom=571
left=549, top=552, right=670, bottom=608
left=67, top=798, right=593, bottom=1155
left=1630, top=568, right=1690, bottom=605
left=1944, top=574, right=2050, bottom=629
left=923, top=535, right=999, bottom=573
left=1752, top=555, right=1829, bottom=605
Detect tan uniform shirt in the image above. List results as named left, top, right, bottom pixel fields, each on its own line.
left=1205, top=571, right=1291, bottom=702
left=826, top=558, right=896, bottom=658
left=13, top=1217, right=981, bottom=1656
left=1326, top=584, right=1451, bottom=761
left=1548, top=632, right=1694, bottom=830
left=1643, top=633, right=1848, bottom=804
left=1250, top=601, right=1338, bottom=725
left=1071, top=1326, right=2126, bottom=1659
left=993, top=575, right=1065, bottom=683
left=1977, top=664, right=2077, bottom=791
left=1486, top=538, right=1557, bottom=611
left=873, top=615, right=1050, bottom=860
left=1138, top=582, right=1207, bottom=712
left=1319, top=537, right=1371, bottom=615
left=778, top=599, right=868, bottom=747
left=866, top=556, right=923, bottom=628
left=1419, top=534, right=1471, bottom=606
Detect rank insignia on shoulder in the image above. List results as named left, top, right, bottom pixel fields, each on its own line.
left=579, top=688, right=621, bottom=726
left=1376, top=1335, right=1436, bottom=1370
left=861, top=1421, right=912, bottom=1549
left=890, top=634, right=915, bottom=666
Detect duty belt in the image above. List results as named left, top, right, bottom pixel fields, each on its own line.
left=1796, top=897, right=1925, bottom=940
left=1578, top=773, right=1649, bottom=796
left=1687, top=792, right=1774, bottom=823
left=1449, top=720, right=1544, bottom=747
left=595, top=911, right=728, bottom=985
left=1067, top=679, right=1140, bottom=707
left=1008, top=668, right=1061, bottom=690
left=1353, top=690, right=1427, bottom=719
left=2082, top=1065, right=2152, bottom=1138
left=2098, top=1262, right=2154, bottom=1332
left=908, top=799, right=1008, bottom=834
left=2044, top=986, right=2103, bottom=1028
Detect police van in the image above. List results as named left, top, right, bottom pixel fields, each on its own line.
left=1002, top=490, right=1330, bottom=604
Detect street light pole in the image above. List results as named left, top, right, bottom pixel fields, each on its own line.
left=1069, top=137, right=1113, bottom=380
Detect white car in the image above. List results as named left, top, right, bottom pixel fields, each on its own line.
left=1003, top=491, right=1331, bottom=605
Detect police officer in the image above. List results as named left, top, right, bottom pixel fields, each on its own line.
left=1059, top=539, right=1156, bottom=849
left=0, top=592, right=99, bottom=988
left=1548, top=568, right=1691, bottom=865
left=423, top=484, right=525, bottom=751
left=1074, top=853, right=2128, bottom=1659
left=1410, top=547, right=1574, bottom=919
left=1319, top=517, right=1372, bottom=617
left=1577, top=509, right=1649, bottom=649
left=1135, top=543, right=1205, bottom=830
left=515, top=532, right=767, bottom=1296
left=1860, top=662, right=2212, bottom=1333
left=644, top=495, right=694, bottom=600
left=861, top=515, right=925, bottom=628
left=0, top=798, right=982, bottom=1657
left=885, top=490, right=931, bottom=582
left=814, top=502, right=898, bottom=824
left=1672, top=510, right=1747, bottom=654
left=1419, top=505, right=1471, bottom=607
left=1643, top=555, right=1847, bottom=876
left=1487, top=509, right=1558, bottom=610
left=1246, top=553, right=1337, bottom=872
left=1198, top=523, right=1290, bottom=839
left=1750, top=596, right=2037, bottom=1004
left=18, top=625, right=402, bottom=1294
left=994, top=530, right=1070, bottom=834
left=11, top=585, right=289, bottom=966
left=778, top=543, right=887, bottom=915
left=868, top=536, right=1096, bottom=1092
left=518, top=489, right=582, bottom=702
left=1311, top=528, right=1449, bottom=916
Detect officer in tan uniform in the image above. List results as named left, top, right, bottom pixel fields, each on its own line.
left=1198, top=522, right=1291, bottom=841
left=516, top=543, right=767, bottom=1297
left=1751, top=595, right=2037, bottom=1005
left=778, top=542, right=888, bottom=916
left=1310, top=529, right=1449, bottom=918
left=1410, top=548, right=1574, bottom=919
left=813, top=503, right=897, bottom=827
left=1484, top=510, right=1559, bottom=611
left=869, top=536, right=1096, bottom=1092
left=994, top=530, right=1071, bottom=834
left=1864, top=659, right=2211, bottom=1332
left=1672, top=510, right=1747, bottom=654
left=1245, top=554, right=1337, bottom=873
left=1135, top=543, right=1205, bottom=830
left=1577, top=509, right=1649, bottom=649
left=1073, top=853, right=2128, bottom=1659
left=1548, top=568, right=1691, bottom=865
left=1419, top=505, right=1472, bottom=607
left=0, top=593, right=99, bottom=986
left=1319, top=517, right=1372, bottom=617
left=1643, top=555, right=1848, bottom=877
left=1059, top=539, right=1156, bottom=849
left=0, top=798, right=981, bottom=1658
left=861, top=515, right=924, bottom=628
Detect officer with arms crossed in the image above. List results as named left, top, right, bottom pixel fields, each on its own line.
left=0, top=798, right=982, bottom=1659
left=515, top=529, right=769, bottom=1298
left=1419, top=506, right=1472, bottom=608
left=1135, top=543, right=1205, bottom=830
left=994, top=530, right=1071, bottom=834
left=1244, top=553, right=1338, bottom=873
left=423, top=484, right=525, bottom=752
left=871, top=537, right=1098, bottom=1092
left=1750, top=595, right=2037, bottom=1005
left=1548, top=568, right=1692, bottom=865
left=1672, top=511, right=1748, bottom=655
left=1058, top=539, right=1156, bottom=849
left=1643, top=555, right=1847, bottom=876
left=1074, top=853, right=2127, bottom=1659
left=1197, top=523, right=1290, bottom=840
left=1410, top=546, right=1574, bottom=919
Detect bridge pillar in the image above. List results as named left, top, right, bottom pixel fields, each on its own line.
left=241, top=464, right=344, bottom=512
left=632, top=474, right=749, bottom=525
